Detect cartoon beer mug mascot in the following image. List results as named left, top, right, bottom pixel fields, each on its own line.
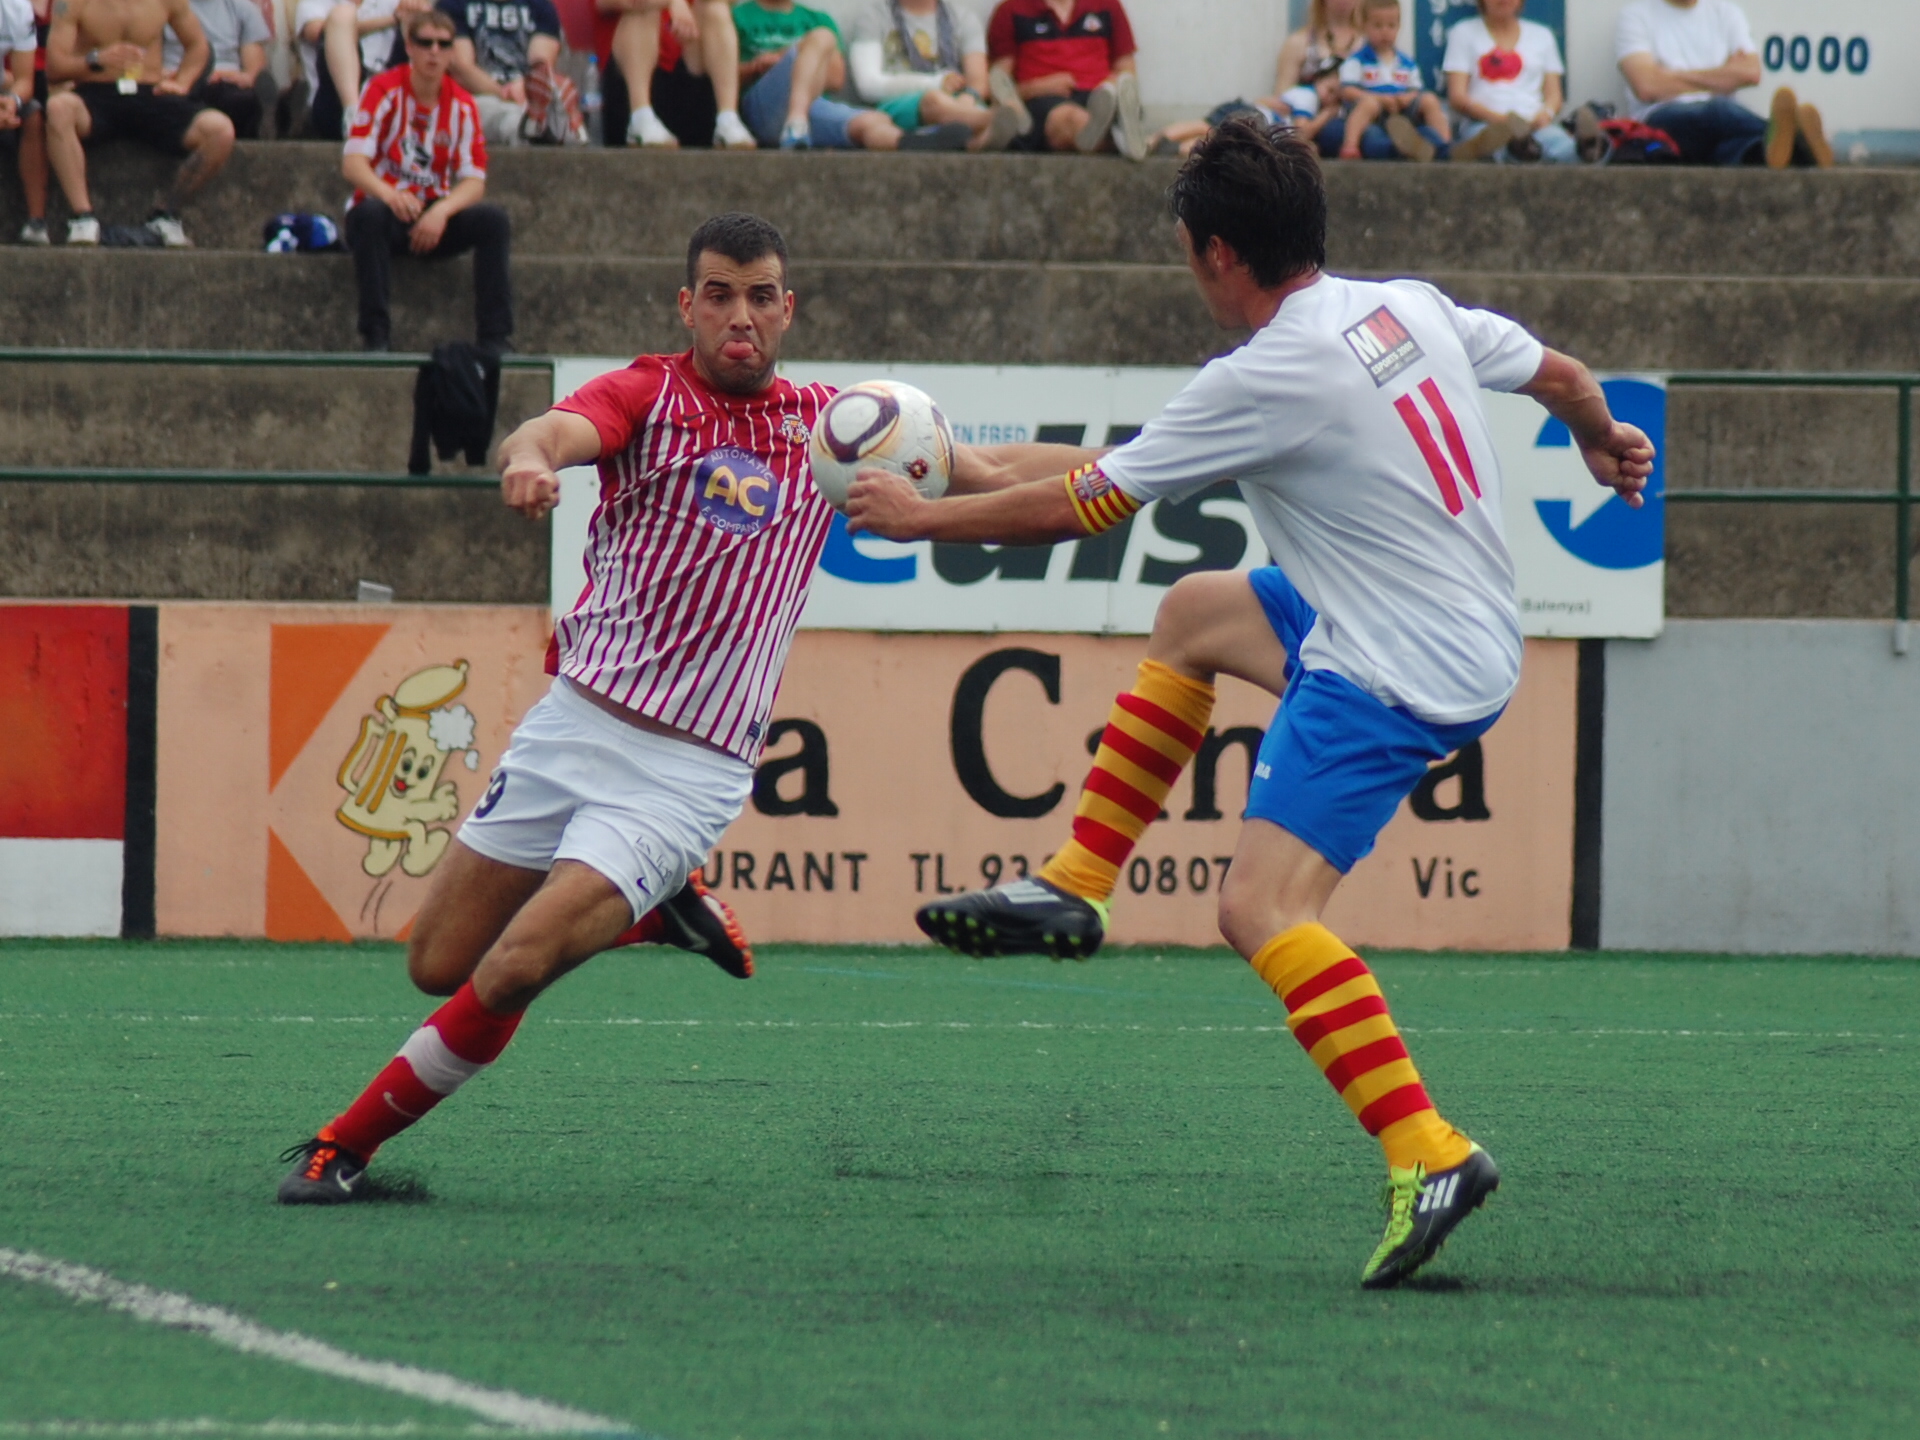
left=335, top=661, right=481, bottom=878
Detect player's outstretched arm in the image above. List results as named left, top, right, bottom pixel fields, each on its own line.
left=950, top=442, right=1107, bottom=494
left=847, top=468, right=1088, bottom=545
left=497, top=410, right=603, bottom=521
left=1519, top=348, right=1657, bottom=510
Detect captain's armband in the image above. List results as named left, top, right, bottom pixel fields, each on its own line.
left=1063, top=462, right=1141, bottom=536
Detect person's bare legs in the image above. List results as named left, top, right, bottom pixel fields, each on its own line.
left=1043, top=99, right=1090, bottom=151
left=611, top=1, right=665, bottom=112
left=919, top=86, right=993, bottom=143
left=17, top=106, right=47, bottom=219
left=1340, top=93, right=1383, bottom=157
left=689, top=0, right=739, bottom=113
left=404, top=838, right=550, bottom=995
left=322, top=2, right=365, bottom=109
left=846, top=107, right=902, bottom=150
left=1145, top=569, right=1291, bottom=691
left=783, top=26, right=838, bottom=130
left=1415, top=90, right=1451, bottom=144
left=158, top=109, right=235, bottom=214
left=43, top=91, right=92, bottom=214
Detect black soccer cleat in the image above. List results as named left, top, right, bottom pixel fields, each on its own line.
left=277, top=1132, right=369, bottom=1205
left=916, top=876, right=1109, bottom=961
left=1360, top=1145, right=1501, bottom=1289
left=653, top=872, right=754, bottom=979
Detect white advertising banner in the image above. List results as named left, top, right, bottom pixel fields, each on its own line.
left=550, top=359, right=1665, bottom=639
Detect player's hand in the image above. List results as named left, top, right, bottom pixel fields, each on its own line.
left=0, top=96, right=18, bottom=130
left=667, top=0, right=698, bottom=43
left=501, top=454, right=562, bottom=520
left=154, top=75, right=189, bottom=95
left=102, top=42, right=148, bottom=71
left=940, top=70, right=967, bottom=93
left=386, top=185, right=424, bottom=222
left=1580, top=421, right=1656, bottom=509
left=845, top=467, right=930, bottom=540
left=408, top=204, right=448, bottom=252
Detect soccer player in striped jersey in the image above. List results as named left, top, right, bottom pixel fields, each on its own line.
left=846, top=120, right=1655, bottom=1287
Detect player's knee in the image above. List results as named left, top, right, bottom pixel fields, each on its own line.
left=1216, top=870, right=1308, bottom=959
left=195, top=111, right=236, bottom=150
left=1149, top=571, right=1242, bottom=670
left=1045, top=105, right=1085, bottom=149
left=46, top=93, right=81, bottom=132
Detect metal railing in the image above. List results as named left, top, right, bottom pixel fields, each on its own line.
left=1655, top=371, right=1913, bottom=652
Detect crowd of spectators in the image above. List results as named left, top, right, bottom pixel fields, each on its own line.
left=0, top=0, right=1841, bottom=358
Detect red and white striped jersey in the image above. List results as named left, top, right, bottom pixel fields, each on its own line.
left=552, top=352, right=836, bottom=763
left=343, top=66, right=487, bottom=208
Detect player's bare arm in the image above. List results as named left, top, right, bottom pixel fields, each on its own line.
left=157, top=0, right=207, bottom=92
left=1519, top=348, right=1656, bottom=509
left=497, top=409, right=603, bottom=521
left=947, top=441, right=1106, bottom=495
left=848, top=464, right=1083, bottom=544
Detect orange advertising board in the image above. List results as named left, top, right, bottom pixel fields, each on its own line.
left=155, top=604, right=552, bottom=941
left=709, top=633, right=1577, bottom=950
left=153, top=605, right=1575, bottom=950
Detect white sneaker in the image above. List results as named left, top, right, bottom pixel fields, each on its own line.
left=18, top=218, right=49, bottom=246
left=1110, top=70, right=1149, bottom=161
left=625, top=105, right=678, bottom=148
left=778, top=118, right=811, bottom=150
left=65, top=215, right=100, bottom=246
left=713, top=109, right=757, bottom=151
left=1075, top=80, right=1118, bottom=153
left=145, top=213, right=191, bottom=248
left=987, top=66, right=1032, bottom=137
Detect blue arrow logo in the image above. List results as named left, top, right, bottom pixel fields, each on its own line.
left=1533, top=378, right=1666, bottom=571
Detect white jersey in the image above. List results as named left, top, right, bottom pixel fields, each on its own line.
left=1, top=0, right=34, bottom=56
left=1098, top=274, right=1543, bottom=726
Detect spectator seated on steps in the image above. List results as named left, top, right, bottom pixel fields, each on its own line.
left=294, top=0, right=422, bottom=140
left=1443, top=0, right=1575, bottom=164
left=1615, top=0, right=1829, bottom=167
left=984, top=0, right=1147, bottom=159
left=2, top=0, right=53, bottom=244
left=847, top=0, right=1022, bottom=153
left=43, top=0, right=236, bottom=246
left=595, top=0, right=753, bottom=148
left=161, top=0, right=277, bottom=138
left=439, top=0, right=581, bottom=146
left=1143, top=61, right=1344, bottom=161
left=732, top=0, right=899, bottom=150
left=1328, top=0, right=1451, bottom=162
left=342, top=7, right=512, bottom=355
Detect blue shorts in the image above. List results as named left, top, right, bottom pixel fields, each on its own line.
left=740, top=44, right=866, bottom=148
left=1244, top=567, right=1503, bottom=874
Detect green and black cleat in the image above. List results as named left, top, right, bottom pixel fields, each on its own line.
left=1360, top=1144, right=1500, bottom=1289
left=915, top=877, right=1108, bottom=961
left=276, top=1131, right=369, bottom=1206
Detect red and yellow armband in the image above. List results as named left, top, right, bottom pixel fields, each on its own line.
left=1063, top=463, right=1142, bottom=536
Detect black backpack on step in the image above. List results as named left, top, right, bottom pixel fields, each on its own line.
left=408, top=342, right=501, bottom=474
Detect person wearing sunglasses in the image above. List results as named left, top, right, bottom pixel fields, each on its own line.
left=341, top=6, right=513, bottom=353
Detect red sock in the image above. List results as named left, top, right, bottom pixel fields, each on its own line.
left=612, top=910, right=665, bottom=947
left=329, top=982, right=524, bottom=1159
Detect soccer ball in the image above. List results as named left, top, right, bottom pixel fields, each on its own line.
left=808, top=380, right=955, bottom=512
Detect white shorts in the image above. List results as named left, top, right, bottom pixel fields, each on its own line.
left=457, top=679, right=753, bottom=921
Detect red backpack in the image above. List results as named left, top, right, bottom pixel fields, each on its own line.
left=1598, top=117, right=1682, bottom=164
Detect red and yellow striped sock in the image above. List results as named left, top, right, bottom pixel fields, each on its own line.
left=1039, top=659, right=1214, bottom=903
left=1250, top=922, right=1472, bottom=1173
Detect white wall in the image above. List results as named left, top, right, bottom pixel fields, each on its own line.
left=1600, top=621, right=1920, bottom=955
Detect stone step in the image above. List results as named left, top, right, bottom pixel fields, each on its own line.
left=8, top=141, right=1916, bottom=277
left=2, top=248, right=1917, bottom=371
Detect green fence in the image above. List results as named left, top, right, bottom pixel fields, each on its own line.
left=1665, top=371, right=1916, bottom=651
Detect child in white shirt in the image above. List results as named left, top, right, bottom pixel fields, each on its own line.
left=1337, top=0, right=1450, bottom=160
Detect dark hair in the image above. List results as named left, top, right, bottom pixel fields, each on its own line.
left=405, top=8, right=456, bottom=40
left=1167, top=117, right=1326, bottom=288
left=686, top=212, right=790, bottom=289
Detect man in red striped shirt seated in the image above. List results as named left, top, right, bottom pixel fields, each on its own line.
left=340, top=6, right=510, bottom=352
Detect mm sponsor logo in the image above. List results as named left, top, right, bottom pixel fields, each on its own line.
left=694, top=447, right=779, bottom=537
left=1342, top=306, right=1424, bottom=387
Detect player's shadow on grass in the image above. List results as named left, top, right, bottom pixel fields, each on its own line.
left=356, top=1171, right=434, bottom=1204
left=1398, top=1274, right=1470, bottom=1293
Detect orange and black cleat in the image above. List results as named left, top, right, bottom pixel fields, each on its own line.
left=276, top=1129, right=369, bottom=1205
left=617, top=872, right=755, bottom=979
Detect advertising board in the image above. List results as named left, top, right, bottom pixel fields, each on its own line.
left=551, top=359, right=1665, bottom=639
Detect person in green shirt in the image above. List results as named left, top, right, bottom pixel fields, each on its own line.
left=734, top=0, right=899, bottom=148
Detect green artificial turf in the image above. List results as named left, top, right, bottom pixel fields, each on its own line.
left=1, top=938, right=1916, bottom=1439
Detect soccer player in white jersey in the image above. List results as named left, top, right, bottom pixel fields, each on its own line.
left=846, top=119, right=1655, bottom=1287
left=276, top=214, right=837, bottom=1204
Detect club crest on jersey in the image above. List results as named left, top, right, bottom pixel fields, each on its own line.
left=694, top=446, right=779, bottom=536
left=1342, top=306, right=1424, bottom=387
left=780, top=416, right=811, bottom=446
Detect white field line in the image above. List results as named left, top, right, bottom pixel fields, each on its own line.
left=0, top=1251, right=630, bottom=1436
left=0, top=1013, right=1908, bottom=1042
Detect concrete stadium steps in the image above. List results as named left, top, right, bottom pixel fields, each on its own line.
left=5, top=143, right=1918, bottom=275
left=0, top=359, right=551, bottom=472
left=7, top=250, right=1920, bottom=370
left=0, top=481, right=546, bottom=602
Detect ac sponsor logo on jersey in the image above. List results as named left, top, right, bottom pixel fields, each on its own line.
left=694, top=446, right=780, bottom=537
left=1342, top=306, right=1424, bottom=387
